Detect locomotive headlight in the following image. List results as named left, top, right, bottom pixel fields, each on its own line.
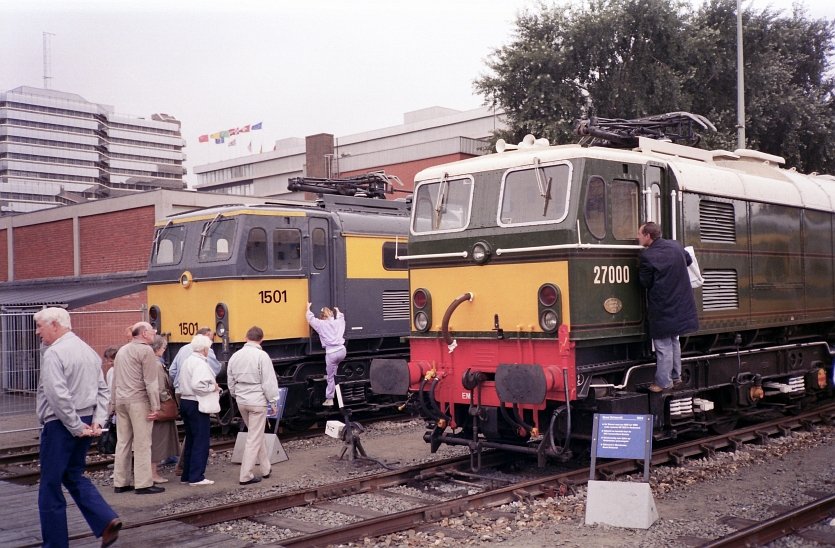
left=414, top=311, right=429, bottom=331
left=179, top=271, right=193, bottom=289
left=413, top=288, right=432, bottom=332
left=540, top=310, right=559, bottom=332
left=148, top=305, right=161, bottom=332
left=472, top=241, right=492, bottom=265
left=537, top=283, right=561, bottom=333
left=215, top=303, right=229, bottom=339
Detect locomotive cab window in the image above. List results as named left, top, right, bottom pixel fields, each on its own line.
left=312, top=227, right=327, bottom=270
left=245, top=228, right=268, bottom=271
left=198, top=217, right=236, bottom=262
left=151, top=224, right=186, bottom=265
left=411, top=175, right=473, bottom=234
left=584, top=176, right=606, bottom=240
left=274, top=228, right=301, bottom=270
left=611, top=179, right=639, bottom=240
left=382, top=241, right=408, bottom=271
left=498, top=161, right=571, bottom=226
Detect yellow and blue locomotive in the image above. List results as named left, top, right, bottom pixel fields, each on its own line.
left=371, top=114, right=835, bottom=464
left=147, top=175, right=410, bottom=429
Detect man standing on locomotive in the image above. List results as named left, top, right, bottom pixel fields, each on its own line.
left=637, top=222, right=699, bottom=392
left=306, top=303, right=346, bottom=406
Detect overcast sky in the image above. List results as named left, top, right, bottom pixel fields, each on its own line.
left=2, top=0, right=833, bottom=182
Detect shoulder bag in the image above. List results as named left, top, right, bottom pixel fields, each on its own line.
left=97, top=415, right=117, bottom=455
left=197, top=390, right=221, bottom=414
left=156, top=395, right=179, bottom=421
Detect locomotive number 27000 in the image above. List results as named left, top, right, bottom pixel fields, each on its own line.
left=258, top=289, right=288, bottom=304
left=593, top=265, right=630, bottom=284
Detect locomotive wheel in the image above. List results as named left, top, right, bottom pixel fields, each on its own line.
left=709, top=417, right=738, bottom=434
left=285, top=416, right=317, bottom=432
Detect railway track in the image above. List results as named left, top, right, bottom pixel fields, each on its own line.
left=31, top=401, right=833, bottom=548
left=0, top=412, right=408, bottom=483
left=700, top=492, right=835, bottom=547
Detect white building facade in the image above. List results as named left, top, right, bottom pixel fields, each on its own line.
left=0, top=86, right=186, bottom=215
left=194, top=105, right=505, bottom=199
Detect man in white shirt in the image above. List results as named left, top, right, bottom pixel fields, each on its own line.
left=227, top=326, right=279, bottom=485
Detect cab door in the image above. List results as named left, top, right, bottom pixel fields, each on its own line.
left=307, top=217, right=333, bottom=322
left=643, top=163, right=673, bottom=237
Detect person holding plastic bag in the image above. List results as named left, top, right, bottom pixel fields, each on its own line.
left=227, top=326, right=279, bottom=485
left=177, top=334, right=219, bottom=486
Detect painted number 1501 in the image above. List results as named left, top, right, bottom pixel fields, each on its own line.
left=258, top=290, right=288, bottom=304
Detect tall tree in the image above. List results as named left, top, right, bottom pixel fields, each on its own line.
left=475, top=0, right=835, bottom=173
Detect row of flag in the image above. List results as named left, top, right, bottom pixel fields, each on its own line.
left=198, top=122, right=263, bottom=144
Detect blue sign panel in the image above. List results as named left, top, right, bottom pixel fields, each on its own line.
left=594, top=414, right=649, bottom=459
left=267, top=387, right=288, bottom=421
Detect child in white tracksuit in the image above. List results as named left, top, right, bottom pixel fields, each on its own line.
left=305, top=303, right=346, bottom=406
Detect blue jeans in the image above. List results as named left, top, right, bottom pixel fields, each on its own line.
left=654, top=336, right=682, bottom=389
left=39, top=415, right=118, bottom=547
left=179, top=399, right=211, bottom=483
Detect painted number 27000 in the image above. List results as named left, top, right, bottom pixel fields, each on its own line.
left=593, top=265, right=630, bottom=284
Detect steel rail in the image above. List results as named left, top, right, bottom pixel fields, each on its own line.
left=699, top=493, right=835, bottom=547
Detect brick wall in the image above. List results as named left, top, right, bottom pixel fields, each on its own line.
left=72, top=291, right=147, bottom=355
left=305, top=133, right=335, bottom=178
left=14, top=220, right=74, bottom=280
left=340, top=153, right=472, bottom=196
left=0, top=229, right=7, bottom=282
left=79, top=206, right=156, bottom=274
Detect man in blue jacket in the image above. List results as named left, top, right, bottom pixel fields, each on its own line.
left=638, top=222, right=699, bottom=392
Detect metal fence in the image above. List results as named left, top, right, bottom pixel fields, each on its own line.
left=0, top=308, right=145, bottom=445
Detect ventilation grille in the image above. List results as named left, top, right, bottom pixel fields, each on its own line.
left=382, top=290, right=410, bottom=321
left=702, top=269, right=738, bottom=310
left=699, top=201, right=736, bottom=242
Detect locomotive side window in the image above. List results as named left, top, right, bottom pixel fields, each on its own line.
left=611, top=179, right=639, bottom=239
left=411, top=176, right=473, bottom=233
left=151, top=225, right=185, bottom=265
left=584, top=176, right=606, bottom=240
left=382, top=241, right=408, bottom=271
left=312, top=227, right=327, bottom=270
left=245, top=228, right=268, bottom=272
left=198, top=218, right=236, bottom=262
left=646, top=165, right=663, bottom=223
left=273, top=228, right=301, bottom=270
left=498, top=162, right=571, bottom=226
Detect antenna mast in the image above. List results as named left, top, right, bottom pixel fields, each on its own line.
left=43, top=31, right=55, bottom=89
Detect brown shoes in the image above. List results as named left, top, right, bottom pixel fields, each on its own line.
left=647, top=384, right=666, bottom=393
left=101, top=518, right=122, bottom=548
left=673, top=379, right=684, bottom=388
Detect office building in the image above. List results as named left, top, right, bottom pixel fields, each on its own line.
left=0, top=86, right=186, bottom=215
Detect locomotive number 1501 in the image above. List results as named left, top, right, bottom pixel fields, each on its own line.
left=593, top=265, right=630, bottom=284
left=258, top=289, right=288, bottom=304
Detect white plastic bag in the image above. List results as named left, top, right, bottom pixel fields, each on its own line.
left=684, top=246, right=703, bottom=288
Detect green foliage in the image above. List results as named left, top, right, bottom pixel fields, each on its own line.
left=475, top=0, right=835, bottom=173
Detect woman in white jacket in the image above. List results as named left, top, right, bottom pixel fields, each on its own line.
left=177, top=334, right=218, bottom=486
left=306, top=303, right=346, bottom=407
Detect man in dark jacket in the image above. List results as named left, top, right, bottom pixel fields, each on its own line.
left=638, top=222, right=699, bottom=392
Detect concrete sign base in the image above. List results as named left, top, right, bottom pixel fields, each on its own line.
left=584, top=480, right=659, bottom=529
left=231, top=432, right=289, bottom=465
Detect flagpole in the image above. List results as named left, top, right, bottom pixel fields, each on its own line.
left=736, top=0, right=745, bottom=149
